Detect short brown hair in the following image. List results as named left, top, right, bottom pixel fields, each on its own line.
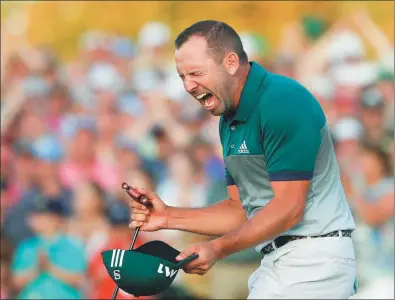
left=175, top=20, right=248, bottom=64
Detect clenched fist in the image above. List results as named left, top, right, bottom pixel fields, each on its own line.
left=129, top=187, right=168, bottom=231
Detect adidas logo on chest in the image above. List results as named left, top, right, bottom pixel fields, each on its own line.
left=238, top=141, right=249, bottom=154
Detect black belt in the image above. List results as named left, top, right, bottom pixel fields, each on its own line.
left=260, top=230, right=353, bottom=256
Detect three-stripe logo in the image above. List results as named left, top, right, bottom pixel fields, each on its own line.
left=111, top=249, right=125, bottom=268
left=238, top=140, right=249, bottom=154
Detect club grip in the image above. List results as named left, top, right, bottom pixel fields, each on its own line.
left=121, top=182, right=149, bottom=205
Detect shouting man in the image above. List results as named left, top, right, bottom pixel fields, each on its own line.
left=129, top=20, right=357, bottom=299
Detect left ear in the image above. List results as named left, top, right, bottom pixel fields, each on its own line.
left=224, top=52, right=240, bottom=76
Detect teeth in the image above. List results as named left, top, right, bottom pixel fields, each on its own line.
left=205, top=97, right=214, bottom=107
left=197, top=93, right=208, bottom=100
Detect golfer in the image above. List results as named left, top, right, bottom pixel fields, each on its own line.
left=130, top=20, right=357, bottom=299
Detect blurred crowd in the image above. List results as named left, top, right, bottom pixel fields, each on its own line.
left=1, top=8, right=394, bottom=300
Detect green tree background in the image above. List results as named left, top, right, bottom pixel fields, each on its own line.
left=1, top=1, right=393, bottom=61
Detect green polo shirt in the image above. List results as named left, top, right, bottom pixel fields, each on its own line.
left=219, top=62, right=355, bottom=252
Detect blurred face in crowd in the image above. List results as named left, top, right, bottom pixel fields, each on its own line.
left=13, top=152, right=36, bottom=187
left=359, top=147, right=388, bottom=184
left=72, top=183, right=105, bottom=219
left=117, top=147, right=141, bottom=171
left=17, top=110, right=46, bottom=141
left=97, top=114, right=119, bottom=141
left=175, top=36, right=238, bottom=116
left=71, top=129, right=97, bottom=162
left=96, top=90, right=116, bottom=114
left=48, top=88, right=70, bottom=117
left=29, top=212, right=63, bottom=237
left=154, top=132, right=173, bottom=160
left=36, top=161, right=59, bottom=184
left=335, top=139, right=361, bottom=169
left=377, top=80, right=394, bottom=103
left=5, top=55, right=29, bottom=82
left=273, top=58, right=295, bottom=79
left=360, top=107, right=384, bottom=131
left=168, top=151, right=196, bottom=185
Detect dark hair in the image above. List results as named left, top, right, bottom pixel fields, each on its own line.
left=361, top=142, right=392, bottom=176
left=175, top=20, right=248, bottom=64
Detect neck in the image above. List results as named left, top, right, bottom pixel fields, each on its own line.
left=40, top=230, right=59, bottom=240
left=232, top=63, right=251, bottom=110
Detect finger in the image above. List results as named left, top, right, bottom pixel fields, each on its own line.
left=134, top=187, right=158, bottom=200
left=183, top=260, right=203, bottom=270
left=130, top=199, right=148, bottom=211
left=131, top=208, right=150, bottom=215
left=128, top=221, right=144, bottom=229
left=184, top=268, right=206, bottom=275
left=176, top=247, right=198, bottom=261
left=130, top=213, right=148, bottom=222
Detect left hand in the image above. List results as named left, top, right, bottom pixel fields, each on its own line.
left=38, top=252, right=50, bottom=272
left=175, top=241, right=222, bottom=276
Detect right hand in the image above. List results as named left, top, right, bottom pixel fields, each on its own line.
left=38, top=251, right=49, bottom=272
left=129, top=187, right=168, bottom=231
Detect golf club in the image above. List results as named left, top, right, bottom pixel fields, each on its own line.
left=111, top=183, right=149, bottom=300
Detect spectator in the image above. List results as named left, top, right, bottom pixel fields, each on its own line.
left=59, top=116, right=118, bottom=192
left=7, top=140, right=36, bottom=203
left=10, top=198, right=87, bottom=299
left=66, top=182, right=110, bottom=263
left=349, top=143, right=394, bottom=299
left=46, top=84, right=72, bottom=134
left=358, top=86, right=388, bottom=148
left=332, top=117, right=365, bottom=191
left=3, top=134, right=72, bottom=247
left=114, top=135, right=144, bottom=183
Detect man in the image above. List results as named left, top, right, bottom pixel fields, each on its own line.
left=129, top=20, right=357, bottom=299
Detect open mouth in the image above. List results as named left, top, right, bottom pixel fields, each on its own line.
left=196, top=93, right=215, bottom=109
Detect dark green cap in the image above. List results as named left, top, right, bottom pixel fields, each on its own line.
left=101, top=240, right=198, bottom=297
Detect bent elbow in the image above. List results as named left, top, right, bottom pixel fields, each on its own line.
left=286, top=205, right=305, bottom=229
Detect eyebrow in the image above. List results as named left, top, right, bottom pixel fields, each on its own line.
left=178, top=69, right=202, bottom=77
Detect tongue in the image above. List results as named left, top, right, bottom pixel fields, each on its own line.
left=204, top=96, right=214, bottom=107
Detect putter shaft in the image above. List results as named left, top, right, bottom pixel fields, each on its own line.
left=112, top=183, right=147, bottom=300
left=111, top=228, right=140, bottom=300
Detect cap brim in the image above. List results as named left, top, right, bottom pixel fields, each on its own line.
left=135, top=240, right=199, bottom=268
left=175, top=254, right=199, bottom=269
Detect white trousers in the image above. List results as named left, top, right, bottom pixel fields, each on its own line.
left=247, top=236, right=357, bottom=299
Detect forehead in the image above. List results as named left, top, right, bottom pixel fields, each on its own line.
left=175, top=36, right=210, bottom=72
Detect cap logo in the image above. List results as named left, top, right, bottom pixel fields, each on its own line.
left=157, top=263, right=178, bottom=278
left=113, top=269, right=121, bottom=280
left=111, top=249, right=125, bottom=267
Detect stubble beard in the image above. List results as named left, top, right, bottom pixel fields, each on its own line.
left=213, top=75, right=234, bottom=116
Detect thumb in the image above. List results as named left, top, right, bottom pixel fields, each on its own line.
left=135, top=187, right=163, bottom=206
left=176, top=246, right=197, bottom=261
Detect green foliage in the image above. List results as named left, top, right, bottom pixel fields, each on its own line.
left=2, top=1, right=393, bottom=61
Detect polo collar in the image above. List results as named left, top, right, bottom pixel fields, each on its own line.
left=232, top=61, right=267, bottom=122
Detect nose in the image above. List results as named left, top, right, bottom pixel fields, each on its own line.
left=183, top=79, right=199, bottom=94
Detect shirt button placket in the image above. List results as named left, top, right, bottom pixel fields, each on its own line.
left=230, top=123, right=235, bottom=151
